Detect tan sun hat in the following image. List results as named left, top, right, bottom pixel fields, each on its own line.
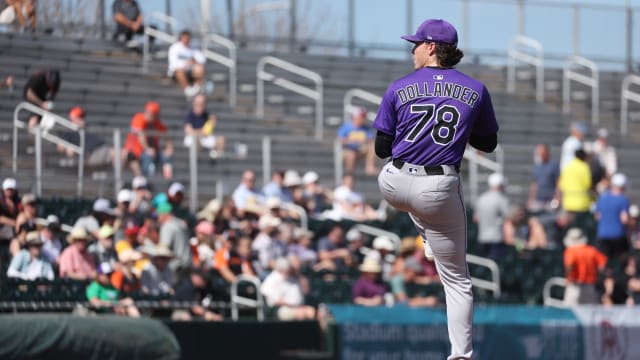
left=359, top=260, right=382, bottom=273
left=119, top=248, right=143, bottom=263
left=153, top=245, right=174, bottom=258
left=67, top=227, right=89, bottom=243
left=563, top=228, right=588, bottom=248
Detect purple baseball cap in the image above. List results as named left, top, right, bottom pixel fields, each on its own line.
left=402, top=19, right=458, bottom=45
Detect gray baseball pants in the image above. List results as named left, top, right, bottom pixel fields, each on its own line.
left=378, top=161, right=473, bottom=360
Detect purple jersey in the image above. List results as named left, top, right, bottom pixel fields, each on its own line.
left=373, top=67, right=498, bottom=167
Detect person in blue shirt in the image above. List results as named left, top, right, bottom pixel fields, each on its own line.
left=183, top=94, right=226, bottom=159
left=337, top=107, right=378, bottom=175
left=595, top=173, right=631, bottom=262
left=527, top=143, right=560, bottom=212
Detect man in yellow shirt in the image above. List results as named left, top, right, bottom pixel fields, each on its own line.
left=558, top=149, right=592, bottom=213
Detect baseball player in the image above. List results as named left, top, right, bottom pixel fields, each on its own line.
left=374, top=19, right=499, bottom=360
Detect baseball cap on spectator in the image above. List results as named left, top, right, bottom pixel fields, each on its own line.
left=2, top=178, right=16, bottom=190
left=21, top=194, right=37, bottom=205
left=359, top=260, right=382, bottom=273
left=93, top=198, right=114, bottom=215
left=630, top=204, right=640, bottom=218
left=402, top=19, right=458, bottom=45
left=563, top=228, right=587, bottom=248
left=488, top=173, right=505, bottom=188
left=46, top=215, right=60, bottom=230
left=597, top=128, right=608, bottom=139
left=156, top=202, right=173, bottom=215
left=168, top=182, right=185, bottom=197
left=346, top=228, right=363, bottom=242
left=152, top=193, right=169, bottom=209
left=302, top=171, right=319, bottom=185
left=117, top=189, right=133, bottom=203
left=98, top=262, right=114, bottom=275
left=69, top=106, right=85, bottom=118
left=266, top=197, right=282, bottom=210
left=98, top=225, right=115, bottom=239
left=259, top=214, right=282, bottom=230
left=195, top=221, right=214, bottom=236
left=611, top=173, right=627, bottom=188
left=373, top=236, right=394, bottom=251
left=145, top=101, right=160, bottom=115
left=283, top=170, right=302, bottom=187
left=124, top=221, right=140, bottom=236
left=132, top=176, right=148, bottom=190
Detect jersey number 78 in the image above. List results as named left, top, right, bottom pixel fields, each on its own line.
left=405, top=104, right=460, bottom=146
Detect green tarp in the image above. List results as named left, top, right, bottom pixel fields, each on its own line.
left=0, top=314, right=181, bottom=360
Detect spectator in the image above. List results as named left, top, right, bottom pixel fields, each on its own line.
left=0, top=0, right=36, bottom=31
left=337, top=107, right=378, bottom=175
left=316, top=225, right=351, bottom=270
left=130, top=175, right=153, bottom=216
left=591, top=128, right=618, bottom=193
left=563, top=228, right=607, bottom=305
left=58, top=228, right=97, bottom=280
left=115, top=219, right=141, bottom=256
left=630, top=205, right=640, bottom=249
left=157, top=203, right=190, bottom=274
left=7, top=231, right=54, bottom=280
left=86, top=262, right=140, bottom=317
left=232, top=170, right=264, bottom=215
left=74, top=198, right=114, bottom=239
left=263, top=170, right=286, bottom=201
left=23, top=69, right=60, bottom=130
left=88, top=225, right=118, bottom=266
left=40, top=215, right=62, bottom=264
left=595, top=173, right=631, bottom=262
left=168, top=30, right=206, bottom=98
left=327, top=174, right=378, bottom=221
left=141, top=245, right=174, bottom=296
left=527, top=144, right=560, bottom=212
left=56, top=106, right=113, bottom=167
left=390, top=257, right=438, bottom=307
left=114, top=188, right=136, bottom=236
left=183, top=94, right=226, bottom=159
left=558, top=148, right=592, bottom=215
left=11, top=193, right=38, bottom=255
left=503, top=205, right=547, bottom=250
left=172, top=268, right=223, bottom=321
left=345, top=228, right=367, bottom=266
left=560, top=122, right=587, bottom=171
left=212, top=236, right=256, bottom=284
left=111, top=248, right=142, bottom=293
left=0, top=178, right=20, bottom=242
left=0, top=75, right=13, bottom=89
left=252, top=213, right=282, bottom=275
left=352, top=260, right=388, bottom=306
left=112, top=0, right=146, bottom=45
left=261, top=258, right=315, bottom=320
left=473, top=173, right=510, bottom=260
left=287, top=228, right=317, bottom=269
left=282, top=170, right=302, bottom=204
left=302, top=171, right=330, bottom=215
left=192, top=220, right=215, bottom=269
left=124, top=101, right=173, bottom=179
left=366, top=236, right=396, bottom=280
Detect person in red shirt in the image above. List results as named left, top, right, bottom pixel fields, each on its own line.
left=124, top=101, right=173, bottom=179
left=563, top=228, right=607, bottom=305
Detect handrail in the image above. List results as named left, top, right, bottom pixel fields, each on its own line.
left=352, top=224, right=401, bottom=253
left=466, top=253, right=501, bottom=299
left=333, top=139, right=343, bottom=187
left=230, top=275, right=264, bottom=321
left=257, top=56, right=324, bottom=140
left=463, top=145, right=504, bottom=202
left=342, top=88, right=382, bottom=123
left=142, top=12, right=179, bottom=73
left=13, top=102, right=85, bottom=197
left=543, top=276, right=567, bottom=308
left=563, top=55, right=599, bottom=125
left=507, top=35, right=545, bottom=103
left=202, top=33, right=238, bottom=108
left=620, top=74, right=640, bottom=134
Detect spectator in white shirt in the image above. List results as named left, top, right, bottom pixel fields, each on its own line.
left=168, top=30, right=206, bottom=98
left=560, top=122, right=587, bottom=171
left=260, top=257, right=315, bottom=320
left=7, top=231, right=55, bottom=280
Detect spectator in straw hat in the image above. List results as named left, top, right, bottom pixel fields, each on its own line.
left=7, top=231, right=54, bottom=280
left=563, top=228, right=607, bottom=305
left=337, top=106, right=379, bottom=175
left=141, top=245, right=175, bottom=295
left=595, top=173, right=631, bottom=261
left=58, top=227, right=97, bottom=280
left=89, top=225, right=118, bottom=267
left=352, top=259, right=388, bottom=306
left=111, top=248, right=143, bottom=293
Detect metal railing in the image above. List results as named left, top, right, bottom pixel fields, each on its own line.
left=352, top=224, right=401, bottom=252
left=466, top=253, right=501, bottom=299
left=543, top=276, right=567, bottom=308
left=256, top=56, right=324, bottom=140
left=202, top=33, right=238, bottom=108
left=507, top=35, right=544, bottom=103
left=230, top=275, right=264, bottom=321
left=142, top=12, right=179, bottom=73
left=464, top=145, right=504, bottom=203
left=342, top=88, right=382, bottom=123
left=563, top=56, right=599, bottom=125
left=12, top=102, right=85, bottom=197
left=620, top=74, right=640, bottom=134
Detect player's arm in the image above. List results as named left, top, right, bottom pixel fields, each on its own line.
left=469, top=133, right=497, bottom=153
left=374, top=130, right=394, bottom=158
